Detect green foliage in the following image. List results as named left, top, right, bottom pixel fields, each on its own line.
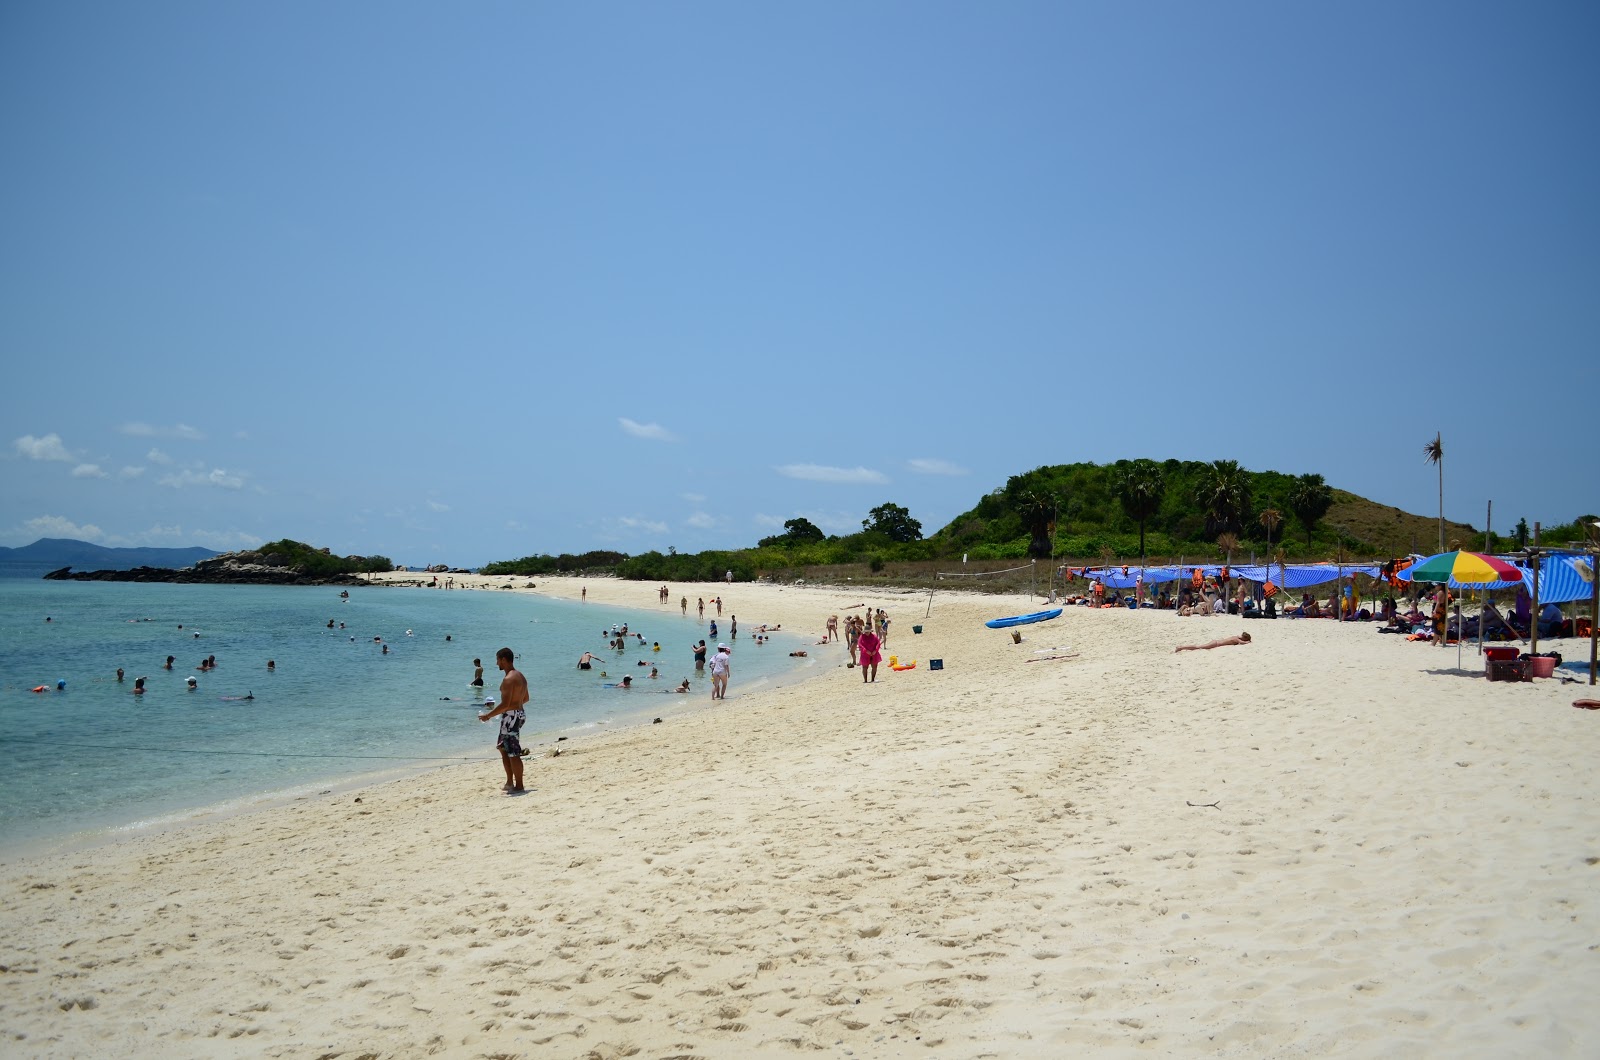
left=1116, top=459, right=1165, bottom=560
left=863, top=502, right=923, bottom=543
left=475, top=457, right=1565, bottom=581
left=757, top=517, right=826, bottom=548
left=479, top=550, right=626, bottom=576
left=1288, top=473, right=1334, bottom=546
left=255, top=539, right=393, bottom=576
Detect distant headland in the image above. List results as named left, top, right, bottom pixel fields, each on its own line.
left=39, top=539, right=394, bottom=587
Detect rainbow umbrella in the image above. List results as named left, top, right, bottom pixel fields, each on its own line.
left=1404, top=550, right=1523, bottom=589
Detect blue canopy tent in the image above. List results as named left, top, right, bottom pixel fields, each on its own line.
left=1511, top=555, right=1595, bottom=605
left=1233, top=563, right=1383, bottom=589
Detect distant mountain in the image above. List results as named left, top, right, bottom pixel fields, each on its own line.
left=0, top=538, right=219, bottom=578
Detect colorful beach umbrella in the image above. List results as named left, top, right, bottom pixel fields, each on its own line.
left=1404, top=550, right=1523, bottom=588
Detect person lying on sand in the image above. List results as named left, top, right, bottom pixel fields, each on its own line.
left=1175, top=632, right=1251, bottom=653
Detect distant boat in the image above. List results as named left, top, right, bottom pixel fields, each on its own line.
left=985, top=608, right=1063, bottom=629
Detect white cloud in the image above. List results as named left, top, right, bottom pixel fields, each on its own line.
left=121, top=422, right=205, bottom=441
left=685, top=511, right=716, bottom=529
left=618, top=516, right=669, bottom=534
left=71, top=463, right=107, bottom=478
left=192, top=528, right=264, bottom=551
left=682, top=492, right=706, bottom=503
left=908, top=457, right=969, bottom=476
left=13, top=433, right=72, bottom=462
left=619, top=418, right=677, bottom=442
left=23, top=514, right=105, bottom=541
left=120, top=466, right=146, bottom=479
left=147, top=448, right=173, bottom=465
left=158, top=468, right=245, bottom=490
left=775, top=463, right=889, bottom=485
left=426, top=500, right=450, bottom=513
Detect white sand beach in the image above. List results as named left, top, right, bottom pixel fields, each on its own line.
left=3, top=574, right=1597, bottom=1058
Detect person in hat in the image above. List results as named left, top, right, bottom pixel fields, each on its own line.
left=708, top=643, right=732, bottom=700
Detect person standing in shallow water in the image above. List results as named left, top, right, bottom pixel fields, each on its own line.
left=471, top=658, right=484, bottom=688
left=479, top=647, right=528, bottom=794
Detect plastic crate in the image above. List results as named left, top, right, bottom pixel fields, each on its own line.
left=1486, top=659, right=1529, bottom=682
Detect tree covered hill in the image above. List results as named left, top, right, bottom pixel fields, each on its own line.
left=481, top=459, right=1593, bottom=581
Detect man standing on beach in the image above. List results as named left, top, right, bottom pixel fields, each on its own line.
left=479, top=647, right=529, bottom=794
left=709, top=643, right=731, bottom=700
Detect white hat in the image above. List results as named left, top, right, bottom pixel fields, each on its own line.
left=717, top=643, right=729, bottom=650
left=483, top=697, right=495, bottom=706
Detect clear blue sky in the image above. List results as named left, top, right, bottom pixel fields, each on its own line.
left=3, top=2, right=1595, bottom=566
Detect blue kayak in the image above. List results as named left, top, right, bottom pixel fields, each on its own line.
left=985, top=608, right=1063, bottom=629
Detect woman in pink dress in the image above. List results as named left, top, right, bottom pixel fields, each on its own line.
left=856, top=625, right=882, bottom=683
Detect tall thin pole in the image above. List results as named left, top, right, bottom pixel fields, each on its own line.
left=1530, top=522, right=1542, bottom=659
left=1486, top=500, right=1493, bottom=555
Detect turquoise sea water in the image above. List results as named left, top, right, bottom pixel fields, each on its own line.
left=0, top=581, right=812, bottom=856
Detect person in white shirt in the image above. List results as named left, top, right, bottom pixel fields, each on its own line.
left=708, top=644, right=732, bottom=700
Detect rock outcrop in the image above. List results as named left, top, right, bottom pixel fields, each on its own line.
left=43, top=551, right=367, bottom=586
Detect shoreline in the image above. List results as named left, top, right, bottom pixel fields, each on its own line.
left=4, top=574, right=1597, bottom=1055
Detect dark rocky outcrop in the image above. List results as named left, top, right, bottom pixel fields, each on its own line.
left=43, top=551, right=367, bottom=586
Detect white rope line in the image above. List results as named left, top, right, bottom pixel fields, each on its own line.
left=936, top=563, right=1035, bottom=578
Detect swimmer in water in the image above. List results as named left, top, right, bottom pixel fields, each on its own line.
left=577, top=652, right=599, bottom=670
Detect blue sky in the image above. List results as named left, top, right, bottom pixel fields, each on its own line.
left=3, top=2, right=1595, bottom=566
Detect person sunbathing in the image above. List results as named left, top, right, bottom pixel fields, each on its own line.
left=1174, top=633, right=1251, bottom=653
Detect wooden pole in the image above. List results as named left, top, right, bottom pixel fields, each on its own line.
left=1530, top=523, right=1542, bottom=658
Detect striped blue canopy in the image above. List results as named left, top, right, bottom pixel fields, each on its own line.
left=1232, top=563, right=1382, bottom=588
left=1512, top=555, right=1595, bottom=604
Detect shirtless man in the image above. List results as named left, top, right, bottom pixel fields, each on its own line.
left=1174, top=632, right=1252, bottom=652
left=478, top=647, right=529, bottom=794
left=576, top=651, right=600, bottom=670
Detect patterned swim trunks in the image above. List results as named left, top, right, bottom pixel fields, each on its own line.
left=497, top=709, right=525, bottom=757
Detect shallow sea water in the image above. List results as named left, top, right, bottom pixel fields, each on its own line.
left=0, top=580, right=810, bottom=855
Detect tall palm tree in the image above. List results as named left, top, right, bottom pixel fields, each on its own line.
left=1259, top=508, right=1283, bottom=571
left=1288, top=473, right=1333, bottom=548
left=1116, top=460, right=1166, bottom=563
left=1197, top=459, right=1251, bottom=539
left=1216, top=532, right=1239, bottom=566
left=1013, top=488, right=1060, bottom=560
left=1423, top=433, right=1444, bottom=552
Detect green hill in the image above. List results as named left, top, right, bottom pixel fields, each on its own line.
left=482, top=459, right=1592, bottom=581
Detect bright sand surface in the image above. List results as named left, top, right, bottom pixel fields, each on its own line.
left=3, top=573, right=1598, bottom=1058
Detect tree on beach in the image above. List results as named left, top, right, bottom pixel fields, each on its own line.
left=862, top=502, right=923, bottom=543
left=1289, top=473, right=1334, bottom=547
left=1116, top=459, right=1166, bottom=563
left=1216, top=532, right=1239, bottom=566
left=1258, top=508, right=1283, bottom=563
left=1197, top=460, right=1252, bottom=539
left=1424, top=433, right=1444, bottom=552
left=1012, top=488, right=1061, bottom=559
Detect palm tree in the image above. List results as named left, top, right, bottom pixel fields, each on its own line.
left=1116, top=460, right=1166, bottom=563
left=1197, top=459, right=1252, bottom=538
left=1216, top=532, right=1239, bottom=567
left=1423, top=433, right=1444, bottom=552
left=1288, top=473, right=1333, bottom=548
left=1013, top=488, right=1060, bottom=560
left=1259, top=508, right=1283, bottom=567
